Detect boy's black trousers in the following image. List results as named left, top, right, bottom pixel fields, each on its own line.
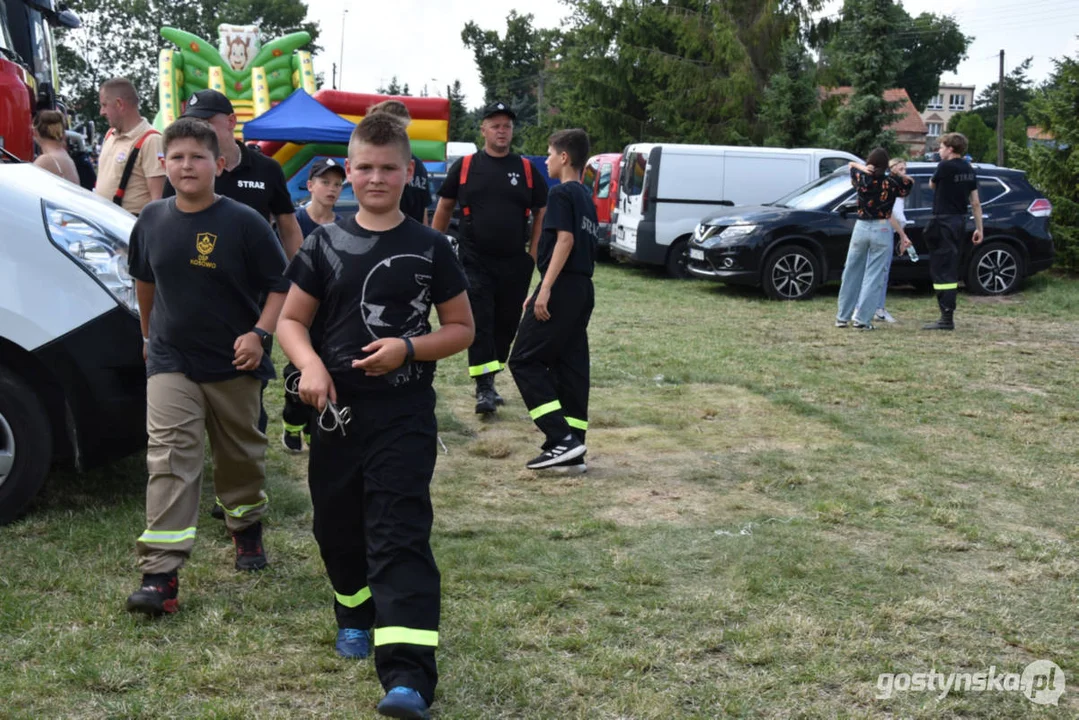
left=925, top=215, right=966, bottom=314
left=308, top=384, right=440, bottom=704
left=460, top=244, right=535, bottom=379
left=509, top=274, right=594, bottom=445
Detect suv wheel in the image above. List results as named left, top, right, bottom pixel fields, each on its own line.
left=665, top=238, right=692, bottom=279
left=763, top=246, right=820, bottom=300
left=967, top=241, right=1023, bottom=295
left=0, top=370, right=53, bottom=525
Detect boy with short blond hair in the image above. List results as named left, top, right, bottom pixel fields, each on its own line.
left=125, top=117, right=289, bottom=616
left=508, top=128, right=600, bottom=471
left=277, top=113, right=473, bottom=719
left=367, top=99, right=431, bottom=224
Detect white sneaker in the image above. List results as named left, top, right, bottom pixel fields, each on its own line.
left=875, top=309, right=897, bottom=323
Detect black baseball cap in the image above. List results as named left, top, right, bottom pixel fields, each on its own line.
left=482, top=101, right=516, bottom=121
left=182, top=89, right=235, bottom=118
left=309, top=157, right=346, bottom=179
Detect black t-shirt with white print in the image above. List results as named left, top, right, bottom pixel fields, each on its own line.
left=128, top=196, right=289, bottom=382
left=284, top=214, right=468, bottom=394
left=538, top=181, right=600, bottom=278
left=438, top=150, right=548, bottom=257
left=932, top=158, right=978, bottom=215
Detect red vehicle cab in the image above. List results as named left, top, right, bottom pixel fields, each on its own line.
left=583, top=152, right=621, bottom=252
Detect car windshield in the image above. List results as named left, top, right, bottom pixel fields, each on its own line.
left=772, top=171, right=853, bottom=210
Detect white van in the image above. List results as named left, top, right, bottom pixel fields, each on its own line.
left=0, top=163, right=146, bottom=524
left=611, top=144, right=860, bottom=277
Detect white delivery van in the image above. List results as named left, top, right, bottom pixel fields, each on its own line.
left=611, top=144, right=860, bottom=277
left=0, top=162, right=146, bottom=524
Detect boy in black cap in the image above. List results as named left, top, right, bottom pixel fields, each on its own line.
left=281, top=157, right=347, bottom=453
left=509, top=128, right=599, bottom=471
left=432, top=101, right=548, bottom=415
left=277, top=113, right=473, bottom=719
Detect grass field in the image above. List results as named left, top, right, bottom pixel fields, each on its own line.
left=2, top=265, right=1077, bottom=719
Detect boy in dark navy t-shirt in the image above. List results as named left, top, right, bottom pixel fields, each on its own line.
left=277, top=114, right=473, bottom=720
left=508, top=129, right=600, bottom=472
left=922, top=132, right=984, bottom=330
left=124, top=117, right=289, bottom=617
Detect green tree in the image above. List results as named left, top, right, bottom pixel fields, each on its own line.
left=893, top=13, right=970, bottom=110
left=56, top=0, right=319, bottom=138
left=760, top=38, right=823, bottom=147
left=1010, top=52, right=1079, bottom=270
left=972, top=57, right=1035, bottom=129
left=988, top=115, right=1029, bottom=166
left=377, top=76, right=411, bottom=96
left=826, top=0, right=906, bottom=157
left=446, top=79, right=478, bottom=143
left=945, top=112, right=993, bottom=161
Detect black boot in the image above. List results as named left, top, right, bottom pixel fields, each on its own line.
left=475, top=375, right=497, bottom=414
left=921, top=311, right=955, bottom=330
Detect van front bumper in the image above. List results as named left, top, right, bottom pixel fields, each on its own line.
left=610, top=221, right=663, bottom=265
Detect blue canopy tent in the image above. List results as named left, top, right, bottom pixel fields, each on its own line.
left=241, top=89, right=356, bottom=144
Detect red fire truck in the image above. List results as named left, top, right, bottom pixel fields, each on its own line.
left=0, top=0, right=79, bottom=161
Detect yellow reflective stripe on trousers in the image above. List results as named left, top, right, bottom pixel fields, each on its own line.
left=374, top=626, right=439, bottom=647
left=138, top=527, right=197, bottom=544
left=216, top=497, right=267, bottom=519
left=933, top=283, right=958, bottom=290
left=566, top=417, right=588, bottom=431
left=335, top=586, right=372, bottom=608
left=529, top=400, right=562, bottom=420
left=469, top=361, right=502, bottom=377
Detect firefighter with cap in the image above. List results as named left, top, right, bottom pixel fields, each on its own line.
left=433, top=102, right=548, bottom=414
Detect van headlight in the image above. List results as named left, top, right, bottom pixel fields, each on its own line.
left=717, top=224, right=759, bottom=245
left=43, top=202, right=138, bottom=314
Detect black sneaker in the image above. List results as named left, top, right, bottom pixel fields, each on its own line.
left=921, top=318, right=955, bottom=330
left=210, top=503, right=225, bottom=520
left=475, top=388, right=497, bottom=415
left=233, top=521, right=268, bottom=571
left=526, top=435, right=587, bottom=470
left=851, top=321, right=875, bottom=331
left=281, top=426, right=304, bottom=453
left=126, top=572, right=179, bottom=616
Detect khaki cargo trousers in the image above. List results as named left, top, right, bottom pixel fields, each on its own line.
left=136, top=373, right=268, bottom=574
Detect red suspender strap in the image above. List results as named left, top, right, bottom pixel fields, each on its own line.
left=460, top=153, right=474, bottom=217
left=112, top=129, right=160, bottom=206
left=522, top=157, right=533, bottom=218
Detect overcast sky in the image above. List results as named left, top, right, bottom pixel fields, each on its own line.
left=305, top=0, right=1079, bottom=108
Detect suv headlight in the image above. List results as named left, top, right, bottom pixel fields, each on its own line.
left=717, top=224, right=758, bottom=245
left=43, top=201, right=138, bottom=314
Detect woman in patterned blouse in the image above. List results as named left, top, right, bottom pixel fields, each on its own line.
left=835, top=147, right=912, bottom=330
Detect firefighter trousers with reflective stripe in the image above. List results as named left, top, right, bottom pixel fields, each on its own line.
left=509, top=274, right=594, bottom=446
left=926, top=215, right=965, bottom=314
left=308, top=385, right=440, bottom=704
left=461, top=246, right=535, bottom=377
left=138, top=373, right=268, bottom=574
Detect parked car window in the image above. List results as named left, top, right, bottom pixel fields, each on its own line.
left=624, top=152, right=648, bottom=197
left=597, top=162, right=613, bottom=199
left=819, top=157, right=849, bottom=176
left=582, top=161, right=597, bottom=192
left=906, top=175, right=934, bottom=211
left=773, top=172, right=851, bottom=210
left=977, top=177, right=1006, bottom=205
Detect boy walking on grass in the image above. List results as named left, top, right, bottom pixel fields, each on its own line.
left=276, top=114, right=473, bottom=720
left=125, top=117, right=289, bottom=616
left=509, top=129, right=600, bottom=472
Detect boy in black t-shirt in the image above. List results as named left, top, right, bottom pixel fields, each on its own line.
left=125, top=117, right=289, bottom=616
left=277, top=114, right=473, bottom=720
left=508, top=129, right=600, bottom=472
left=923, top=132, right=984, bottom=330
left=282, top=157, right=346, bottom=453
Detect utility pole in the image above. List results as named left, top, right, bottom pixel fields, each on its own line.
left=536, top=72, right=544, bottom=117
left=332, top=62, right=337, bottom=90
left=338, top=8, right=348, bottom=90
left=997, top=49, right=1005, bottom=165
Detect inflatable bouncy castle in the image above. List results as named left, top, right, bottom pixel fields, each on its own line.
left=155, top=23, right=316, bottom=135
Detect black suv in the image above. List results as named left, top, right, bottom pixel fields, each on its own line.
left=686, top=163, right=1054, bottom=300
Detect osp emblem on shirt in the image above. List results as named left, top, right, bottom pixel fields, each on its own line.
left=191, top=232, right=218, bottom=269
left=508, top=172, right=520, bottom=186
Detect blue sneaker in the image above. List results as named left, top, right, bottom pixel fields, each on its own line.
left=334, top=628, right=371, bottom=659
left=376, top=686, right=430, bottom=719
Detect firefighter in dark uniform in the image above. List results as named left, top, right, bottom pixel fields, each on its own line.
left=432, top=102, right=548, bottom=414
left=923, top=132, right=984, bottom=331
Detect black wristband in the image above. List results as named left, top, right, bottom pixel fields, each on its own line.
left=402, top=336, right=415, bottom=364
left=252, top=327, right=271, bottom=341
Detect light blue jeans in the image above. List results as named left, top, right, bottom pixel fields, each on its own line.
left=837, top=219, right=892, bottom=326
